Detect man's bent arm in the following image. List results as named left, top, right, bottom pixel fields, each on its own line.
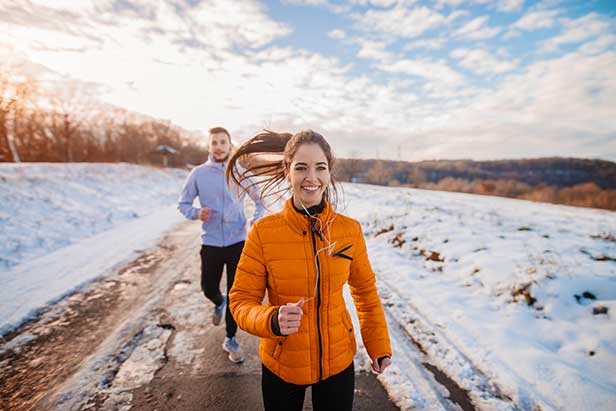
left=178, top=169, right=200, bottom=220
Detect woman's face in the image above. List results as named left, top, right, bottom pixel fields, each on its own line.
left=288, top=143, right=330, bottom=208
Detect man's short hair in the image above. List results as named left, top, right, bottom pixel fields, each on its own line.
left=209, top=127, right=230, bottom=140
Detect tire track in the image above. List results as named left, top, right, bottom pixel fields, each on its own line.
left=379, top=278, right=518, bottom=411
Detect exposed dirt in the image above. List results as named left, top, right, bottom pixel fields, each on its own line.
left=0, top=222, right=400, bottom=411
left=0, top=245, right=173, bottom=411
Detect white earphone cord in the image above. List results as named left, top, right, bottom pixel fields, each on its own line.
left=298, top=198, right=337, bottom=302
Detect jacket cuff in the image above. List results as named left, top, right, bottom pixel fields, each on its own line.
left=270, top=307, right=283, bottom=336
left=365, top=339, right=392, bottom=361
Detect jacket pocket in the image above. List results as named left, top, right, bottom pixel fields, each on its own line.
left=341, top=311, right=356, bottom=352
left=272, top=336, right=287, bottom=359
left=333, top=244, right=353, bottom=261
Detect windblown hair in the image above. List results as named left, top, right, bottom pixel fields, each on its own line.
left=226, top=129, right=339, bottom=208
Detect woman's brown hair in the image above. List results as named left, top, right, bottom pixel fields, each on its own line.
left=226, top=129, right=339, bottom=208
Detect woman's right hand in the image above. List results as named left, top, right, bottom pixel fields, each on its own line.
left=278, top=299, right=304, bottom=335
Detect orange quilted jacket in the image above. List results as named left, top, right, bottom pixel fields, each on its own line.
left=229, top=198, right=391, bottom=385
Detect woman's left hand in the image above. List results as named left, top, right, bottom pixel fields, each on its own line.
left=371, top=356, right=392, bottom=374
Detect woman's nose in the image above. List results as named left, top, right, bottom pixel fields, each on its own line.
left=305, top=168, right=317, bottom=180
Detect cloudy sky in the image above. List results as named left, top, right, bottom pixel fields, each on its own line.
left=1, top=0, right=615, bottom=161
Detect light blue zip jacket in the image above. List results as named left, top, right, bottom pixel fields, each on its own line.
left=177, top=157, right=266, bottom=247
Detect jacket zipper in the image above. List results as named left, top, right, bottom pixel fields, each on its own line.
left=221, top=165, right=225, bottom=246
left=309, top=218, right=323, bottom=381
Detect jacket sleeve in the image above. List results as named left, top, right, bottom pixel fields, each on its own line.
left=246, top=177, right=266, bottom=225
left=177, top=169, right=200, bottom=220
left=348, top=220, right=392, bottom=361
left=229, top=223, right=279, bottom=339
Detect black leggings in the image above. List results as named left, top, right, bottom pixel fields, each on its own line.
left=261, top=362, right=354, bottom=411
left=200, top=241, right=244, bottom=338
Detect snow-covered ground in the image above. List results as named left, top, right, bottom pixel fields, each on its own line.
left=1, top=164, right=615, bottom=410
left=341, top=183, right=616, bottom=411
left=0, top=163, right=187, bottom=272
left=0, top=163, right=188, bottom=334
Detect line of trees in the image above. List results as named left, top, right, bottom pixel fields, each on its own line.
left=0, top=72, right=208, bottom=167
left=335, top=159, right=616, bottom=211
left=421, top=178, right=616, bottom=211
left=335, top=158, right=616, bottom=189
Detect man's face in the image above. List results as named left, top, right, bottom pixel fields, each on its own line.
left=209, top=132, right=231, bottom=162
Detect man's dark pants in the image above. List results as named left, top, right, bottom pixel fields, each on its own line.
left=200, top=241, right=244, bottom=338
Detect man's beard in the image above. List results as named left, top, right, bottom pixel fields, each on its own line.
left=212, top=153, right=229, bottom=163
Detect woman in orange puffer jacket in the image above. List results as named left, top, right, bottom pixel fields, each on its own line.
left=227, top=129, right=392, bottom=411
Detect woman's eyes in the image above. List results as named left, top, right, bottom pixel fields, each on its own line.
left=294, top=166, right=328, bottom=172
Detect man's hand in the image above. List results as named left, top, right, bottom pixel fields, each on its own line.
left=278, top=299, right=304, bottom=335
left=198, top=207, right=212, bottom=222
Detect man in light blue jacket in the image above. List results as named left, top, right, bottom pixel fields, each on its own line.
left=178, top=126, right=265, bottom=363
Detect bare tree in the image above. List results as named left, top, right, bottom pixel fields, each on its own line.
left=0, top=72, right=32, bottom=162
left=48, top=84, right=96, bottom=162
left=10, top=78, right=38, bottom=162
left=367, top=160, right=388, bottom=185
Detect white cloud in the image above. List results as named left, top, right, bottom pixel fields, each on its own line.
left=496, top=47, right=512, bottom=58
left=433, top=0, right=489, bottom=8
left=282, top=0, right=330, bottom=5
left=434, top=0, right=521, bottom=12
left=543, top=13, right=613, bottom=52
left=502, top=29, right=521, bottom=39
left=349, top=0, right=401, bottom=6
left=428, top=51, right=616, bottom=160
left=497, top=0, right=524, bottom=12
left=447, top=9, right=471, bottom=22
left=0, top=0, right=292, bottom=55
left=328, top=29, right=346, bottom=39
left=356, top=39, right=393, bottom=60
left=451, top=48, right=518, bottom=75
left=281, top=0, right=349, bottom=13
left=455, top=16, right=501, bottom=40
left=578, top=34, right=616, bottom=55
left=376, top=58, right=464, bottom=89
left=405, top=37, right=446, bottom=51
left=190, top=1, right=292, bottom=49
left=512, top=10, right=560, bottom=31
left=353, top=5, right=451, bottom=38
left=530, top=0, right=564, bottom=12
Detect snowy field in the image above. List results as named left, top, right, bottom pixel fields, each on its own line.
left=341, top=184, right=616, bottom=411
left=0, top=163, right=188, bottom=334
left=0, top=163, right=187, bottom=272
left=1, top=164, right=615, bottom=410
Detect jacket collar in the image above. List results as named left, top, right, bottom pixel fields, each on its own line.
left=282, top=197, right=335, bottom=236
left=205, top=155, right=226, bottom=170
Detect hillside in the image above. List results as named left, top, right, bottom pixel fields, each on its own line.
left=334, top=157, right=616, bottom=210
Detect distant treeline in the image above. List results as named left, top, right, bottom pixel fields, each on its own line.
left=334, top=158, right=616, bottom=211
left=0, top=72, right=208, bottom=166
left=3, top=72, right=614, bottom=210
